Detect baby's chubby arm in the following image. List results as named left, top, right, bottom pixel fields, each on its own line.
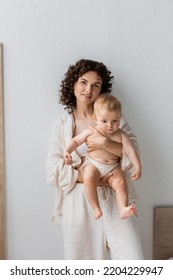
left=121, top=130, right=142, bottom=180
left=63, top=128, right=93, bottom=165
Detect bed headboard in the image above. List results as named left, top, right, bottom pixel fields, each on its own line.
left=153, top=207, right=173, bottom=260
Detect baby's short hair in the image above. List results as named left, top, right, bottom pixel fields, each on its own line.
left=94, top=94, right=122, bottom=113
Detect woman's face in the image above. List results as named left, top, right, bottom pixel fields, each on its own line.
left=73, top=71, right=102, bottom=105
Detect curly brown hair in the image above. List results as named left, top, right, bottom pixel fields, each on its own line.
left=59, top=59, right=114, bottom=113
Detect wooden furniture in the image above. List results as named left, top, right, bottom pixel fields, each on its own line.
left=0, top=43, right=5, bottom=259
left=153, top=207, right=173, bottom=260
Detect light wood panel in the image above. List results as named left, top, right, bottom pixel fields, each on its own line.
left=0, top=43, right=5, bottom=259
left=153, top=207, right=173, bottom=260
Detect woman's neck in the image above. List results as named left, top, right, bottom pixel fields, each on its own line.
left=74, top=104, right=94, bottom=120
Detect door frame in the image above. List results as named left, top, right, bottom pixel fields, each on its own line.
left=0, top=43, right=5, bottom=259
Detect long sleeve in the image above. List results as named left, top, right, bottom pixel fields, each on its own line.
left=119, top=115, right=140, bottom=203
left=46, top=115, right=82, bottom=192
left=46, top=114, right=81, bottom=223
left=120, top=115, right=140, bottom=171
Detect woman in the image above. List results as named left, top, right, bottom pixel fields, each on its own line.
left=46, top=59, right=144, bottom=260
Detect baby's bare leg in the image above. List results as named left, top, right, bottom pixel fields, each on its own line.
left=108, top=168, right=136, bottom=219
left=83, top=164, right=102, bottom=220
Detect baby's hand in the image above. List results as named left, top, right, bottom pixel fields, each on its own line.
left=63, top=151, right=72, bottom=165
left=131, top=169, right=142, bottom=180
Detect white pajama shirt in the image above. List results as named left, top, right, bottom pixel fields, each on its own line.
left=46, top=113, right=144, bottom=260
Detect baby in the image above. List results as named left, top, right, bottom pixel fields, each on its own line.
left=63, top=94, right=142, bottom=220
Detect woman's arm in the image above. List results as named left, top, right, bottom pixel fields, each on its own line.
left=86, top=128, right=123, bottom=157
left=120, top=115, right=141, bottom=171
left=121, top=131, right=142, bottom=179
left=120, top=115, right=139, bottom=151
left=46, top=118, right=78, bottom=191
left=86, top=115, right=140, bottom=173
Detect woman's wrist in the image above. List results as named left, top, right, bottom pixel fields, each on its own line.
left=104, top=138, right=122, bottom=157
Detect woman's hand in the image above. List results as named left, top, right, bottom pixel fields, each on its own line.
left=86, top=128, right=122, bottom=157
left=86, top=129, right=107, bottom=152
left=98, top=172, right=113, bottom=188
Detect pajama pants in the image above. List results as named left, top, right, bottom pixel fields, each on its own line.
left=62, top=183, right=144, bottom=260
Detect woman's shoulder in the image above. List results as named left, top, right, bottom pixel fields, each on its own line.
left=119, top=115, right=135, bottom=137
left=53, top=112, right=73, bottom=126
left=119, top=115, right=126, bottom=128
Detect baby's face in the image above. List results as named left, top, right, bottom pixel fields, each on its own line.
left=94, top=108, right=121, bottom=134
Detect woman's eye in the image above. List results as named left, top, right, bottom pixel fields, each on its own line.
left=94, top=84, right=100, bottom=88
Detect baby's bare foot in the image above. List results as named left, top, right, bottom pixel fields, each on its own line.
left=120, top=205, right=137, bottom=219
left=94, top=207, right=102, bottom=220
